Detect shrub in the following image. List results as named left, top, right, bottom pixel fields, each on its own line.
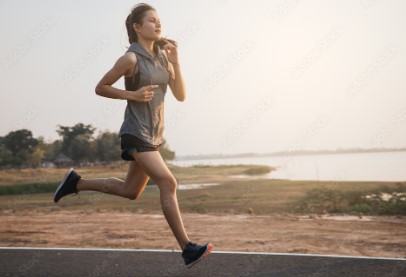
left=291, top=184, right=406, bottom=215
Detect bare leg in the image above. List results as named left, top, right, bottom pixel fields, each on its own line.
left=131, top=151, right=190, bottom=250
left=76, top=161, right=150, bottom=200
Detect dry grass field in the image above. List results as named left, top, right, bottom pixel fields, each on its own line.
left=1, top=164, right=405, bottom=258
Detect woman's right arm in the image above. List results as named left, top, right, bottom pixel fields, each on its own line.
left=95, top=52, right=158, bottom=102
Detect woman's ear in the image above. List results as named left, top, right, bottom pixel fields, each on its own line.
left=133, top=22, right=140, bottom=33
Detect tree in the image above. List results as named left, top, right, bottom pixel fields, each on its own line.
left=3, top=129, right=38, bottom=155
left=27, top=147, right=45, bottom=168
left=41, top=139, right=62, bottom=162
left=56, top=123, right=95, bottom=163
left=95, top=131, right=121, bottom=162
left=2, top=129, right=38, bottom=167
left=0, top=147, right=13, bottom=167
left=0, top=125, right=178, bottom=167
left=69, top=134, right=93, bottom=163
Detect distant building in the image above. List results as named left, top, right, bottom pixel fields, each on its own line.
left=41, top=162, right=56, bottom=168
left=54, top=153, right=73, bottom=167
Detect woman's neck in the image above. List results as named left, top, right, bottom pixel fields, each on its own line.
left=137, top=39, right=156, bottom=57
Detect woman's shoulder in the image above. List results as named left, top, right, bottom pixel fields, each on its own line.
left=120, top=51, right=138, bottom=69
left=120, top=52, right=138, bottom=79
left=123, top=50, right=137, bottom=63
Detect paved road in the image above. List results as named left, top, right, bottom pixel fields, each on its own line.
left=0, top=247, right=405, bottom=276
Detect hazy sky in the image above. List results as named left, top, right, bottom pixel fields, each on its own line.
left=1, top=0, right=405, bottom=156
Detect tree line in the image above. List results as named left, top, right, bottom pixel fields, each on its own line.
left=0, top=123, right=175, bottom=168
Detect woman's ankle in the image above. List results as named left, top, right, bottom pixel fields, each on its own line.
left=181, top=240, right=192, bottom=250
left=76, top=179, right=84, bottom=191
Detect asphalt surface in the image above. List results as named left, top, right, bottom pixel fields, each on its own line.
left=0, top=247, right=405, bottom=277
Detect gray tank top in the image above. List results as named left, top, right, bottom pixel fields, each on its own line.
left=118, top=42, right=170, bottom=145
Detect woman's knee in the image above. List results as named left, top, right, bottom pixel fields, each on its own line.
left=157, top=176, right=177, bottom=194
left=120, top=184, right=136, bottom=200
left=122, top=180, right=147, bottom=200
left=125, top=193, right=137, bottom=200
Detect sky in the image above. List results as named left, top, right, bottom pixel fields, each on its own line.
left=1, top=0, right=405, bottom=156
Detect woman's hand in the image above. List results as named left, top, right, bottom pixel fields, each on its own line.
left=163, top=40, right=179, bottom=65
left=129, top=85, right=159, bottom=102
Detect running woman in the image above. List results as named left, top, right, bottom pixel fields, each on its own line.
left=53, top=3, right=213, bottom=268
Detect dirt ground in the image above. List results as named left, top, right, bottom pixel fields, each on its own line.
left=1, top=210, right=405, bottom=259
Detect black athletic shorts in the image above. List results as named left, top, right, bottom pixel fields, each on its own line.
left=120, top=134, right=161, bottom=161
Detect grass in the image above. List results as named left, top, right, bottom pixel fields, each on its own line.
left=0, top=182, right=57, bottom=196
left=167, top=163, right=275, bottom=183
left=290, top=183, right=406, bottom=215
left=0, top=164, right=130, bottom=187
left=242, top=165, right=272, bottom=175
left=0, top=163, right=275, bottom=195
left=1, top=174, right=405, bottom=215
left=1, top=164, right=405, bottom=215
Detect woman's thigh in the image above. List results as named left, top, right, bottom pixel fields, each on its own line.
left=122, top=160, right=150, bottom=197
left=130, top=151, right=176, bottom=191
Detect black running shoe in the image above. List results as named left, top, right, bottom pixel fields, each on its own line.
left=53, top=168, right=81, bottom=203
left=182, top=241, right=213, bottom=268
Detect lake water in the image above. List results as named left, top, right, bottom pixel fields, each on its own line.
left=170, top=151, right=406, bottom=182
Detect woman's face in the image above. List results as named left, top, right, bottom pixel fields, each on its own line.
left=134, top=10, right=162, bottom=41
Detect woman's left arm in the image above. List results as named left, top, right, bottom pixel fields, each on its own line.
left=163, top=42, right=186, bottom=102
